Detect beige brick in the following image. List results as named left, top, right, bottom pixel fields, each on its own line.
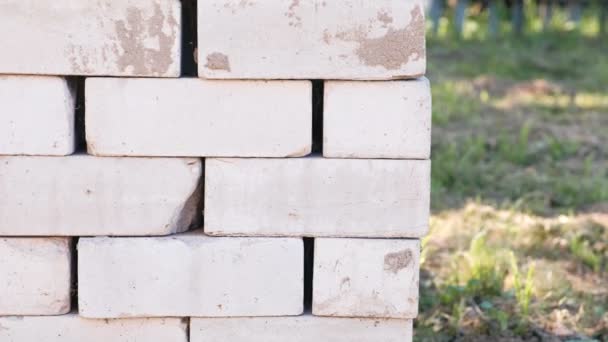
left=0, top=76, right=75, bottom=156
left=0, top=313, right=187, bottom=342
left=198, top=0, right=425, bottom=79
left=0, top=155, right=201, bottom=236
left=0, top=237, right=72, bottom=315
left=86, top=78, right=311, bottom=157
left=0, top=0, right=181, bottom=77
left=205, top=158, right=430, bottom=238
left=324, top=78, right=431, bottom=159
left=313, top=238, right=420, bottom=319
left=78, top=233, right=303, bottom=318
left=190, top=316, right=412, bottom=342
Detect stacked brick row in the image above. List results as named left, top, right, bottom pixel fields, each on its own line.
left=0, top=1, right=430, bottom=341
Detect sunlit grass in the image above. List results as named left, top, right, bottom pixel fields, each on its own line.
left=493, top=89, right=608, bottom=111
left=418, top=203, right=608, bottom=340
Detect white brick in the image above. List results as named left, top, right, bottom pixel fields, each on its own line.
left=0, top=313, right=187, bottom=342
left=78, top=233, right=303, bottom=318
left=190, top=316, right=412, bottom=342
left=205, top=158, right=430, bottom=238
left=313, top=238, right=420, bottom=319
left=86, top=78, right=311, bottom=157
left=324, top=78, right=431, bottom=159
left=0, top=238, right=71, bottom=315
left=0, top=76, right=75, bottom=156
left=198, top=0, right=425, bottom=80
left=0, top=155, right=201, bottom=236
left=0, top=0, right=181, bottom=77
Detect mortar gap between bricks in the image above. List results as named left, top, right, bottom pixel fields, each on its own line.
left=72, top=77, right=87, bottom=153
left=71, top=236, right=79, bottom=313
left=194, top=159, right=205, bottom=231
left=303, top=237, right=315, bottom=312
left=311, top=80, right=324, bottom=154
left=181, top=0, right=198, bottom=77
left=184, top=317, right=191, bottom=340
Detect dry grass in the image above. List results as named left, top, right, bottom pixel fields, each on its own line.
left=419, top=202, right=607, bottom=341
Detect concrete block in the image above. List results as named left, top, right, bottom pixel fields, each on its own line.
left=324, top=78, right=431, bottom=159
left=0, top=0, right=181, bottom=77
left=198, top=0, right=425, bottom=79
left=313, top=238, right=420, bottom=319
left=190, top=316, right=412, bottom=342
left=0, top=237, right=72, bottom=315
left=78, top=233, right=303, bottom=318
left=0, top=76, right=75, bottom=156
left=0, top=155, right=201, bottom=236
left=0, top=313, right=187, bottom=342
left=205, top=158, right=430, bottom=238
left=86, top=78, right=311, bottom=157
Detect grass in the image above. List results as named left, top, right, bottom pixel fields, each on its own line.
left=416, top=8, right=608, bottom=342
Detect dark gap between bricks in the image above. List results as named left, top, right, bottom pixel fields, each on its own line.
left=181, top=0, right=198, bottom=77
left=311, top=80, right=324, bottom=154
left=70, top=237, right=79, bottom=313
left=195, top=160, right=205, bottom=231
left=72, top=77, right=86, bottom=153
left=303, top=237, right=315, bottom=312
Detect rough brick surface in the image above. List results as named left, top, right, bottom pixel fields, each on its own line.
left=324, top=78, right=431, bottom=159
left=0, top=76, right=75, bottom=156
left=78, top=233, right=303, bottom=318
left=0, top=0, right=181, bottom=77
left=0, top=237, right=72, bottom=315
left=86, top=78, right=311, bottom=157
left=0, top=313, right=187, bottom=342
left=205, top=158, right=430, bottom=238
left=190, top=316, right=413, bottom=342
left=0, top=155, right=201, bottom=236
left=198, top=0, right=425, bottom=79
left=313, top=238, right=420, bottom=319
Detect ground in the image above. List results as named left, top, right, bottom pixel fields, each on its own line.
left=415, top=13, right=608, bottom=342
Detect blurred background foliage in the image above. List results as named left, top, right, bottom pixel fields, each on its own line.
left=417, top=1, right=608, bottom=341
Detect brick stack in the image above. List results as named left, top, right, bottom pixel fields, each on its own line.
left=0, top=1, right=430, bottom=341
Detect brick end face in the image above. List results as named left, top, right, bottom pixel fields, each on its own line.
left=204, top=158, right=430, bottom=238
left=0, top=156, right=202, bottom=236
left=0, top=76, right=75, bottom=156
left=77, top=234, right=304, bottom=318
left=85, top=78, right=312, bottom=158
left=198, top=0, right=426, bottom=79
left=190, top=316, right=413, bottom=342
left=0, top=237, right=72, bottom=315
left=0, top=314, right=188, bottom=342
left=0, top=0, right=182, bottom=77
